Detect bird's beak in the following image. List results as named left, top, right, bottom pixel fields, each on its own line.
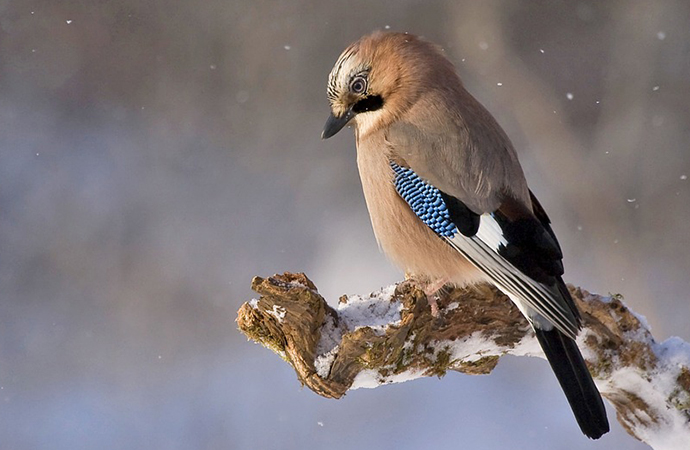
left=321, top=108, right=355, bottom=139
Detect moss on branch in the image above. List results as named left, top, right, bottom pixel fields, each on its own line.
left=237, top=272, right=690, bottom=448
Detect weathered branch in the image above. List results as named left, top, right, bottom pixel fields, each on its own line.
left=237, top=272, right=690, bottom=449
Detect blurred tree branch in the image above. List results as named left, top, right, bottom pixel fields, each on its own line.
left=237, top=272, right=690, bottom=448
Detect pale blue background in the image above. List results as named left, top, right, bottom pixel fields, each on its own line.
left=2, top=1, right=688, bottom=449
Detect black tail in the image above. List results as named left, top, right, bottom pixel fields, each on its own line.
left=534, top=328, right=610, bottom=439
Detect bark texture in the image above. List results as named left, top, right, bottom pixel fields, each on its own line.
left=237, top=272, right=690, bottom=449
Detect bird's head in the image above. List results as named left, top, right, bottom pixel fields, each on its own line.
left=322, top=31, right=456, bottom=139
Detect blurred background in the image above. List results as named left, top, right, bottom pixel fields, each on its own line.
left=1, top=1, right=688, bottom=449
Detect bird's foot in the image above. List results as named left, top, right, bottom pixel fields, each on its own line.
left=422, top=279, right=451, bottom=318
left=404, top=274, right=451, bottom=318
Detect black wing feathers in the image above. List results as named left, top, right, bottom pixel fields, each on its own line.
left=493, top=193, right=564, bottom=285
left=440, top=192, right=480, bottom=237
left=529, top=189, right=563, bottom=255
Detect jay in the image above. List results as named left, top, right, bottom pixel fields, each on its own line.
left=322, top=31, right=609, bottom=439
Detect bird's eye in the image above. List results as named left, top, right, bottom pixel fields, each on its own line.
left=350, top=76, right=367, bottom=94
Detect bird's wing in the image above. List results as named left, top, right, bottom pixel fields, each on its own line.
left=390, top=162, right=580, bottom=338
left=385, top=93, right=531, bottom=215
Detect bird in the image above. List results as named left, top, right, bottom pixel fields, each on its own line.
left=321, top=31, right=609, bottom=439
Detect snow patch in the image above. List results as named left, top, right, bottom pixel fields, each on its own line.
left=266, top=305, right=286, bottom=322
left=351, top=367, right=426, bottom=390
left=314, top=345, right=339, bottom=378
left=337, top=285, right=401, bottom=335
left=445, top=302, right=460, bottom=312
left=511, top=332, right=545, bottom=358
left=314, top=313, right=343, bottom=378
left=314, top=285, right=403, bottom=381
left=430, top=332, right=502, bottom=363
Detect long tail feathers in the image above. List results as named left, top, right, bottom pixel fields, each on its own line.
left=534, top=328, right=610, bottom=439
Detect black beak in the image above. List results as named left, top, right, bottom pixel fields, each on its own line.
left=321, top=108, right=355, bottom=139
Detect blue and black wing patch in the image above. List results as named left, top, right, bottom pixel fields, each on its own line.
left=391, top=163, right=479, bottom=237
left=390, top=163, right=458, bottom=238
left=390, top=161, right=579, bottom=338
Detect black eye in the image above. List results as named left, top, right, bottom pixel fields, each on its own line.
left=350, top=76, right=367, bottom=94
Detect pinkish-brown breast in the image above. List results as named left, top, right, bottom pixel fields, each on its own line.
left=355, top=130, right=485, bottom=287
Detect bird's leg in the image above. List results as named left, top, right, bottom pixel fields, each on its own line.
left=423, top=278, right=450, bottom=318
left=405, top=273, right=449, bottom=317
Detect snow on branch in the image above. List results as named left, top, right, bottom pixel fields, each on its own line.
left=237, top=272, right=690, bottom=449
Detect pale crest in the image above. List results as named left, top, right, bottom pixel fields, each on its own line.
left=326, top=46, right=369, bottom=104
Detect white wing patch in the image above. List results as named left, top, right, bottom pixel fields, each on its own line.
left=475, top=214, right=508, bottom=251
